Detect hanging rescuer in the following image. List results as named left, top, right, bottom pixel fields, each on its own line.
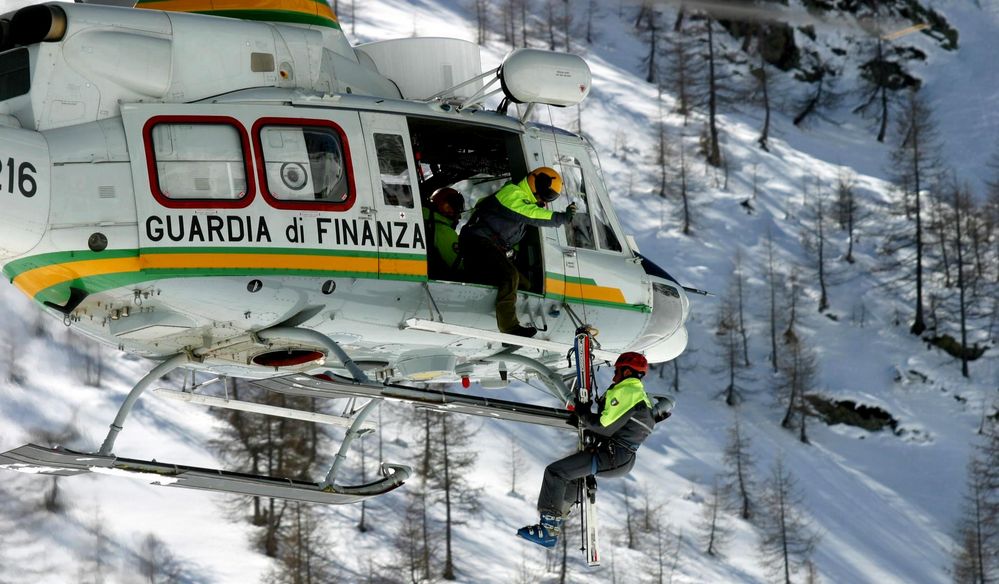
left=517, top=352, right=675, bottom=548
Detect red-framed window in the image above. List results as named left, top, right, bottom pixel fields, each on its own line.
left=143, top=115, right=255, bottom=209
left=252, top=117, right=356, bottom=211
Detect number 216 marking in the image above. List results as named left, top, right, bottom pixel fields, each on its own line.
left=1, top=157, right=38, bottom=198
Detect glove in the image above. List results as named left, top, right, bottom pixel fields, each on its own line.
left=566, top=203, right=577, bottom=218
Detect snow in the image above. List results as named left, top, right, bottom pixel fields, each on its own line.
left=1, top=0, right=997, bottom=582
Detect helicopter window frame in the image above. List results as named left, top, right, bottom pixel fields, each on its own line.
left=554, top=153, right=623, bottom=254
left=373, top=132, right=415, bottom=208
left=143, top=115, right=255, bottom=209
left=252, top=117, right=356, bottom=212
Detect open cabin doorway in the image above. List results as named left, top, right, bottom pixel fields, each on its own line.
left=407, top=117, right=545, bottom=295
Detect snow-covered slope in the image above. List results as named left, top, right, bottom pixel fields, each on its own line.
left=0, top=1, right=996, bottom=583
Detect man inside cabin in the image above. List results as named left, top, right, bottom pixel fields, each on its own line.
left=424, top=187, right=465, bottom=280
left=517, top=352, right=674, bottom=548
left=459, top=167, right=575, bottom=338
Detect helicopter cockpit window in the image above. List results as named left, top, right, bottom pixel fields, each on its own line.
left=259, top=125, right=350, bottom=205
left=560, top=161, right=595, bottom=250
left=374, top=133, right=414, bottom=208
left=590, top=189, right=622, bottom=252
left=151, top=123, right=248, bottom=200
left=557, top=155, right=623, bottom=253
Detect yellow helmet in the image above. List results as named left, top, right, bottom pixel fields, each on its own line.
left=526, top=167, right=563, bottom=202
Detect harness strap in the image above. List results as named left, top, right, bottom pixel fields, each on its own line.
left=628, top=416, right=654, bottom=434
left=610, top=438, right=639, bottom=453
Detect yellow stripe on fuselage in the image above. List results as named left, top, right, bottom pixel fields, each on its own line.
left=545, top=276, right=627, bottom=305
left=12, top=252, right=424, bottom=299
left=15, top=257, right=143, bottom=299
left=136, top=0, right=337, bottom=20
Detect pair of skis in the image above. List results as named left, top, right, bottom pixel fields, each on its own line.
left=571, top=327, right=600, bottom=567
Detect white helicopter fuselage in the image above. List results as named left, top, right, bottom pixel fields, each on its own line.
left=0, top=2, right=690, bottom=385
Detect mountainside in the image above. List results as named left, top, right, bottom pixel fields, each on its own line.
left=0, top=1, right=996, bottom=583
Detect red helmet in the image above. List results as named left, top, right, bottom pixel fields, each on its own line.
left=430, top=187, right=465, bottom=222
left=614, top=352, right=648, bottom=375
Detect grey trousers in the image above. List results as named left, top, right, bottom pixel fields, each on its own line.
left=537, top=446, right=636, bottom=516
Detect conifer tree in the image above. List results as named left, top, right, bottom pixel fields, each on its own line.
left=81, top=507, right=112, bottom=584
left=764, top=230, right=784, bottom=373
left=800, top=180, right=832, bottom=312
left=757, top=457, right=819, bottom=584
left=733, top=253, right=751, bottom=367
left=834, top=172, right=865, bottom=264
left=408, top=410, right=481, bottom=580
left=267, top=503, right=339, bottom=584
left=793, top=49, right=839, bottom=127
left=713, top=282, right=750, bottom=407
left=640, top=3, right=660, bottom=84
left=776, top=336, right=819, bottom=444
left=698, top=478, right=731, bottom=556
left=474, top=0, right=488, bottom=45
left=723, top=416, right=756, bottom=521
left=662, top=8, right=702, bottom=126
left=953, top=426, right=998, bottom=584
left=137, top=533, right=196, bottom=584
left=505, top=437, right=527, bottom=498
left=623, top=482, right=639, bottom=549
left=422, top=413, right=482, bottom=580
left=882, top=89, right=943, bottom=336
left=392, top=487, right=438, bottom=583
left=702, top=13, right=723, bottom=167
left=208, top=379, right=325, bottom=557
left=852, top=3, right=922, bottom=143
left=948, top=180, right=973, bottom=378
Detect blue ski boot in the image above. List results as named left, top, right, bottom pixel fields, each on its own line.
left=516, top=514, right=562, bottom=548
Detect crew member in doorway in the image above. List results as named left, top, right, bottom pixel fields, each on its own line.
left=424, top=187, right=465, bottom=280
left=459, top=167, right=575, bottom=337
left=517, top=352, right=674, bottom=548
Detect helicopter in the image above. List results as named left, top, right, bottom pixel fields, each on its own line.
left=0, top=0, right=693, bottom=506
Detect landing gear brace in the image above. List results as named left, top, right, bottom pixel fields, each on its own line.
left=0, top=329, right=413, bottom=504
left=0, top=325, right=592, bottom=504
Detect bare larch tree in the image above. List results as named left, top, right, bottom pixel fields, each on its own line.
left=697, top=477, right=732, bottom=556
left=723, top=415, right=756, bottom=521
left=953, top=425, right=998, bottom=584
left=885, top=89, right=942, bottom=336
left=757, top=457, right=819, bottom=584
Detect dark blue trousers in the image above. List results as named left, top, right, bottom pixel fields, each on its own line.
left=537, top=445, right=636, bottom=516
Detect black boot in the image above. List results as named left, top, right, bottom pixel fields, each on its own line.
left=504, top=325, right=537, bottom=338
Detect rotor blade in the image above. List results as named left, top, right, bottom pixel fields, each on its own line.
left=881, top=22, right=929, bottom=41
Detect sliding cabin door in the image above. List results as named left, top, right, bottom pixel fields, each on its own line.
left=359, top=112, right=427, bottom=282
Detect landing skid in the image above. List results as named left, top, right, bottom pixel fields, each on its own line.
left=0, top=444, right=408, bottom=504
left=0, top=327, right=413, bottom=505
